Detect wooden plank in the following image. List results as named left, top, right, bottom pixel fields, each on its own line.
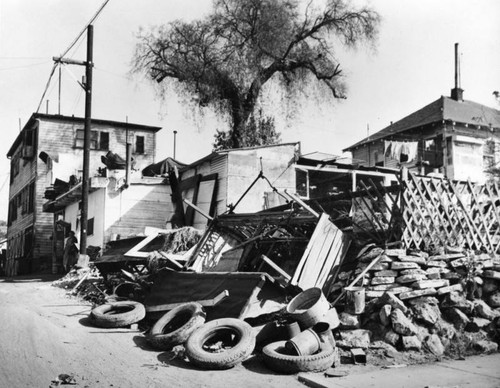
left=291, top=213, right=329, bottom=286
left=261, top=255, right=291, bottom=281
left=146, top=289, right=229, bottom=313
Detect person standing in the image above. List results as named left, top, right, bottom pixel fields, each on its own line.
left=63, top=231, right=79, bottom=272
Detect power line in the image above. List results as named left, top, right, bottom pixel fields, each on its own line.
left=0, top=61, right=50, bottom=71
left=59, top=0, right=111, bottom=59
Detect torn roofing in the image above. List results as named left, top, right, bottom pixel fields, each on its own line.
left=343, top=96, right=500, bottom=151
left=142, top=157, right=188, bottom=177
left=7, top=113, right=162, bottom=158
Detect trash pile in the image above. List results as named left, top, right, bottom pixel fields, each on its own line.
left=333, top=246, right=500, bottom=363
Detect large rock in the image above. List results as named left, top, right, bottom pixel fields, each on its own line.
left=441, top=291, right=474, bottom=314
left=488, top=291, right=500, bottom=308
left=474, top=299, right=500, bottom=320
left=397, top=273, right=427, bottom=284
left=384, top=329, right=400, bottom=346
left=374, top=270, right=399, bottom=277
left=437, top=283, right=463, bottom=295
left=434, top=318, right=457, bottom=340
left=483, top=279, right=499, bottom=294
left=399, top=255, right=427, bottom=264
left=483, top=270, right=500, bottom=280
left=426, top=260, right=447, bottom=268
left=402, top=335, right=422, bottom=350
left=411, top=300, right=441, bottom=326
left=379, top=304, right=392, bottom=326
left=338, top=329, right=371, bottom=349
left=380, top=292, right=408, bottom=313
left=443, top=307, right=470, bottom=330
left=424, top=334, right=445, bottom=356
left=371, top=276, right=396, bottom=285
left=400, top=268, right=427, bottom=276
left=339, top=312, right=360, bottom=329
left=391, top=309, right=418, bottom=336
left=474, top=340, right=499, bottom=353
left=412, top=279, right=449, bottom=290
left=399, top=288, right=437, bottom=300
left=392, top=262, right=420, bottom=270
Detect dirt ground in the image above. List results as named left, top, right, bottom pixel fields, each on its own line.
left=0, top=274, right=305, bottom=388
left=1, top=274, right=500, bottom=388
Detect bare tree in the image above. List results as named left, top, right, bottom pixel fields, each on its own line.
left=133, top=0, right=380, bottom=148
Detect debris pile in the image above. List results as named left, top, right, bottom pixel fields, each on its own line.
left=334, top=247, right=500, bottom=362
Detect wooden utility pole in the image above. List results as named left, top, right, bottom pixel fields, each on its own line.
left=80, top=25, right=93, bottom=255
left=53, top=25, right=93, bottom=255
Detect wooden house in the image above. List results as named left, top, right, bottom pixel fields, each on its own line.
left=344, top=88, right=500, bottom=183
left=5, top=113, right=160, bottom=276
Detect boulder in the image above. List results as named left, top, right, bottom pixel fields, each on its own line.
left=426, top=260, right=447, bottom=268
left=488, top=291, right=500, bottom=308
left=474, top=340, right=499, bottom=353
left=399, top=288, right=437, bottom=300
left=379, top=304, right=392, bottom=326
left=411, top=300, right=441, bottom=326
left=339, top=312, right=361, bottom=329
left=472, top=317, right=492, bottom=329
left=400, top=268, right=427, bottom=276
left=371, top=276, right=396, bottom=285
left=437, top=283, right=463, bottom=295
left=442, top=307, right=470, bottom=330
left=392, top=262, right=420, bottom=270
left=338, top=329, right=371, bottom=349
left=474, top=299, right=500, bottom=320
left=412, top=279, right=449, bottom=290
left=369, top=262, right=390, bottom=271
left=398, top=255, right=426, bottom=264
left=424, top=334, right=445, bottom=356
left=396, top=274, right=427, bottom=284
left=385, top=248, right=406, bottom=258
left=374, top=270, right=399, bottom=277
left=483, top=279, right=499, bottom=294
left=391, top=309, right=418, bottom=336
left=380, top=292, right=408, bottom=313
left=434, top=318, right=457, bottom=340
left=441, top=291, right=474, bottom=314
left=427, top=272, right=441, bottom=280
left=384, top=329, right=400, bottom=347
left=402, top=335, right=422, bottom=350
left=483, top=270, right=500, bottom=280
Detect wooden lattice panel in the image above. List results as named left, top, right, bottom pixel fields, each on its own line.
left=401, top=173, right=500, bottom=253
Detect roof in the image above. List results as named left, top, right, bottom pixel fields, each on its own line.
left=142, top=157, right=187, bottom=177
left=7, top=113, right=162, bottom=157
left=344, top=96, right=500, bottom=151
left=180, top=142, right=300, bottom=171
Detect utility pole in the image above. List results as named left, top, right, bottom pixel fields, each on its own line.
left=53, top=25, right=93, bottom=256
left=173, top=130, right=178, bottom=159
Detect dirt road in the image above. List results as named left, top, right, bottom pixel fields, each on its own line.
left=0, top=275, right=305, bottom=388
left=2, top=275, right=500, bottom=388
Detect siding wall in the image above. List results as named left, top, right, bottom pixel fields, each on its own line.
left=226, top=144, right=297, bottom=213
left=6, top=115, right=159, bottom=275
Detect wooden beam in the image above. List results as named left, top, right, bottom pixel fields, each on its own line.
left=261, top=254, right=291, bottom=281
left=146, top=289, right=229, bottom=313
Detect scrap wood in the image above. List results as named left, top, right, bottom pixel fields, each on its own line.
left=261, top=255, right=291, bottom=282
left=146, top=289, right=229, bottom=313
left=158, top=251, right=183, bottom=269
left=331, top=250, right=385, bottom=306
left=183, top=199, right=213, bottom=221
left=284, top=189, right=320, bottom=218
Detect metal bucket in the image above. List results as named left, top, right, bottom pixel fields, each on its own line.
left=285, top=328, right=321, bottom=356
left=345, top=286, right=365, bottom=314
left=286, top=287, right=330, bottom=329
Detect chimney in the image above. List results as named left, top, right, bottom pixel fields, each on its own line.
left=451, top=43, right=464, bottom=101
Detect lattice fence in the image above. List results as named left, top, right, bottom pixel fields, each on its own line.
left=400, top=173, right=500, bottom=253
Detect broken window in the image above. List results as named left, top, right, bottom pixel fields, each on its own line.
left=99, top=132, right=109, bottom=151
left=88, top=217, right=94, bottom=236
left=75, top=129, right=99, bottom=149
left=483, top=139, right=496, bottom=170
left=135, top=136, right=145, bottom=154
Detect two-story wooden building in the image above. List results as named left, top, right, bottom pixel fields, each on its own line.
left=6, top=113, right=160, bottom=276
left=343, top=88, right=500, bottom=183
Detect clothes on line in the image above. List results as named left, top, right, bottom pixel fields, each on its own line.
left=384, top=140, right=418, bottom=163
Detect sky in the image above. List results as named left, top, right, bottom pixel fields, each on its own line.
left=0, top=0, right=499, bottom=220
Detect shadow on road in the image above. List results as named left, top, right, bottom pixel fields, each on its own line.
left=0, top=273, right=62, bottom=283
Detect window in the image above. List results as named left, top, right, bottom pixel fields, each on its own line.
left=99, top=132, right=109, bottom=150
left=483, top=139, right=496, bottom=171
left=135, top=136, right=145, bottom=154
left=374, top=151, right=384, bottom=167
left=75, top=129, right=99, bottom=149
left=87, top=217, right=94, bottom=236
left=11, top=153, right=20, bottom=182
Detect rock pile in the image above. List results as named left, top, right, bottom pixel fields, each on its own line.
left=335, top=247, right=500, bottom=358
